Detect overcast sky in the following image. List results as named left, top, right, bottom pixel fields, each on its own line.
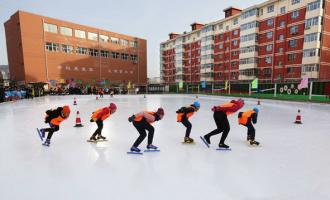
left=0, top=0, right=264, bottom=78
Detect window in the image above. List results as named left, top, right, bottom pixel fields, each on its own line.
left=241, top=8, right=258, bottom=19
left=219, top=44, right=223, bottom=49
left=88, top=32, right=98, bottom=41
left=289, top=40, right=297, bottom=47
left=240, top=57, right=258, bottom=65
left=265, top=56, right=272, bottom=64
left=130, top=41, right=138, bottom=47
left=304, top=33, right=319, bottom=42
left=279, top=48, right=283, bottom=53
left=240, top=45, right=258, bottom=54
left=219, top=23, right=223, bottom=30
left=99, top=35, right=109, bottom=42
left=232, top=51, right=238, bottom=56
left=121, top=39, right=129, bottom=46
left=290, top=26, right=299, bottom=34
left=100, top=50, right=110, bottom=58
left=75, top=30, right=86, bottom=39
left=44, top=23, right=57, bottom=33
left=303, top=48, right=319, bottom=57
left=130, top=55, right=138, bottom=62
left=302, top=64, right=319, bottom=72
left=278, top=34, right=285, bottom=41
left=266, top=31, right=273, bottom=39
left=233, top=40, right=238, bottom=46
left=111, top=52, right=120, bottom=59
left=307, top=0, right=321, bottom=11
left=240, top=21, right=259, bottom=31
left=288, top=53, right=296, bottom=61
left=280, top=21, right=285, bottom=28
left=267, top=19, right=274, bottom=26
left=60, top=27, right=72, bottom=36
left=45, top=42, right=59, bottom=51
left=292, top=0, right=300, bottom=5
left=260, top=8, right=264, bottom=16
left=280, top=7, right=286, bottom=14
left=88, top=48, right=99, bottom=56
left=240, top=33, right=258, bottom=43
left=267, top=5, right=274, bottom=13
left=61, top=44, right=73, bottom=54
left=305, top=17, right=320, bottom=28
left=266, top=44, right=273, bottom=52
left=76, top=47, right=88, bottom=55
left=233, top=30, right=239, bottom=36
left=233, top=18, right=238, bottom=25
left=291, top=10, right=299, bottom=19
left=111, top=37, right=119, bottom=44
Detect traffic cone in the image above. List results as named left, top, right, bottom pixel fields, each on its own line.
left=294, top=109, right=302, bottom=124
left=96, top=96, right=99, bottom=100
left=74, top=111, right=83, bottom=127
left=257, top=100, right=261, bottom=105
left=73, top=97, right=77, bottom=105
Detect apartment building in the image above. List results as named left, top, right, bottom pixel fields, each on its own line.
left=5, top=10, right=147, bottom=85
left=160, top=0, right=330, bottom=84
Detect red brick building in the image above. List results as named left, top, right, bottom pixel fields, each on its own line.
left=5, top=10, right=147, bottom=85
left=161, top=0, right=330, bottom=85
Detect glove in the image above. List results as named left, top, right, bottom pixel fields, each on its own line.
left=154, top=114, right=161, bottom=121
left=128, top=115, right=136, bottom=122
left=90, top=118, right=94, bottom=122
left=211, top=106, right=217, bottom=112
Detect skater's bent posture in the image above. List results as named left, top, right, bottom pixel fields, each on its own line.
left=201, top=99, right=244, bottom=149
left=238, top=107, right=259, bottom=146
left=176, top=101, right=200, bottom=143
left=89, top=103, right=117, bottom=141
left=128, top=108, right=165, bottom=153
left=39, top=105, right=71, bottom=146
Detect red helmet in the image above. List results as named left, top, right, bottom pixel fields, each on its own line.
left=62, top=105, right=71, bottom=115
left=109, top=103, right=117, bottom=111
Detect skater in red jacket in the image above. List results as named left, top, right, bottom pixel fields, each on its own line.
left=38, top=105, right=71, bottom=146
left=128, top=108, right=164, bottom=153
left=201, top=99, right=244, bottom=149
left=89, top=103, right=117, bottom=142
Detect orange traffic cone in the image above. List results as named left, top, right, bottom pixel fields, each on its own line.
left=73, top=97, right=77, bottom=105
left=74, top=111, right=83, bottom=127
left=294, top=109, right=302, bottom=124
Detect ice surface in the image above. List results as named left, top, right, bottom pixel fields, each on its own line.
left=0, top=94, right=330, bottom=200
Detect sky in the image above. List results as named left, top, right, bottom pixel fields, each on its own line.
left=0, top=0, right=264, bottom=78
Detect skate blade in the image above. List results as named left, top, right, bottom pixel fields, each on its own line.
left=87, top=140, right=98, bottom=143
left=181, top=142, right=195, bottom=144
left=200, top=136, right=210, bottom=148
left=127, top=151, right=143, bottom=155
left=42, top=143, right=49, bottom=147
left=36, top=128, right=43, bottom=142
left=144, top=149, right=160, bottom=152
left=216, top=148, right=232, bottom=151
left=248, top=144, right=262, bottom=147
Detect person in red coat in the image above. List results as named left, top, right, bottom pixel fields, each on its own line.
left=201, top=99, right=244, bottom=149
left=89, top=103, right=117, bottom=141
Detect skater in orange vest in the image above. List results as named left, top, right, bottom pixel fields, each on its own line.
left=201, top=99, right=244, bottom=149
left=89, top=103, right=117, bottom=142
left=128, top=108, right=165, bottom=153
left=38, top=105, right=71, bottom=146
left=176, top=101, right=200, bottom=143
left=238, top=107, right=260, bottom=146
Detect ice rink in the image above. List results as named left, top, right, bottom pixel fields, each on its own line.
left=0, top=94, right=330, bottom=200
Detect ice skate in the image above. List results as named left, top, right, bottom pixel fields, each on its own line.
left=217, top=143, right=231, bottom=151
left=87, top=136, right=97, bottom=143
left=183, top=137, right=194, bottom=144
left=127, top=147, right=143, bottom=155
left=42, top=139, right=50, bottom=147
left=145, top=144, right=160, bottom=152
left=97, top=135, right=107, bottom=141
left=200, top=136, right=210, bottom=148
left=249, top=140, right=260, bottom=146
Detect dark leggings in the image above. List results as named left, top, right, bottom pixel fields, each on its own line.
left=132, top=118, right=154, bottom=148
left=245, top=121, right=255, bottom=141
left=205, top=111, right=230, bottom=145
left=181, top=116, right=192, bottom=137
left=91, top=120, right=103, bottom=138
left=43, top=124, right=59, bottom=140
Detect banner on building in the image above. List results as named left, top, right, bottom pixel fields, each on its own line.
left=179, top=81, right=183, bottom=89
left=201, top=81, right=206, bottom=89
left=127, top=81, right=131, bottom=89
left=298, top=75, right=308, bottom=90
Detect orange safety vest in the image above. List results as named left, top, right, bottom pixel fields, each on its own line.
left=238, top=110, right=255, bottom=125
left=50, top=116, right=66, bottom=126
left=91, top=108, right=110, bottom=121
left=177, top=106, right=196, bottom=122
left=218, top=102, right=235, bottom=116
left=134, top=111, right=156, bottom=123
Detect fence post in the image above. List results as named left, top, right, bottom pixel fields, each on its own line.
left=309, top=81, right=313, bottom=100
left=211, top=83, right=214, bottom=95
left=274, top=83, right=277, bottom=97
left=249, top=83, right=251, bottom=96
